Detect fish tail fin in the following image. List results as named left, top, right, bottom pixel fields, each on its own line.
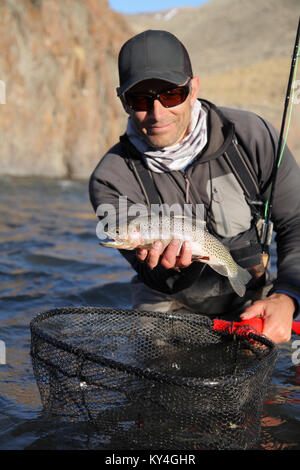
left=229, top=266, right=252, bottom=297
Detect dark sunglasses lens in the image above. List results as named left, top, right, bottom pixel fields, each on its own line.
left=126, top=94, right=151, bottom=111
left=126, top=82, right=190, bottom=111
left=160, top=87, right=188, bottom=108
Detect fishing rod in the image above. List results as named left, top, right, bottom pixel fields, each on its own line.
left=261, top=16, right=300, bottom=263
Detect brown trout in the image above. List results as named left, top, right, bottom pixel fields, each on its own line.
left=100, top=215, right=252, bottom=297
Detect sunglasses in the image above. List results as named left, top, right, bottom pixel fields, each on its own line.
left=124, top=79, right=192, bottom=112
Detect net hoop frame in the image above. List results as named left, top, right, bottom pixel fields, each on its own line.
left=30, top=306, right=278, bottom=389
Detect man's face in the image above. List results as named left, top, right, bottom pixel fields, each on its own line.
left=122, top=77, right=200, bottom=148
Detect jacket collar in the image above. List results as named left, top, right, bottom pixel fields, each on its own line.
left=193, top=99, right=235, bottom=164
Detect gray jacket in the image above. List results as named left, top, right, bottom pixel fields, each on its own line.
left=89, top=99, right=300, bottom=314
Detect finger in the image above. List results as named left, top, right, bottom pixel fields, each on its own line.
left=262, top=318, right=291, bottom=344
left=262, top=310, right=293, bottom=344
left=146, top=241, right=164, bottom=269
left=136, top=248, right=148, bottom=261
left=160, top=240, right=181, bottom=269
left=240, top=300, right=266, bottom=319
left=175, top=241, right=193, bottom=268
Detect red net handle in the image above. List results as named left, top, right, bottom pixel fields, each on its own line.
left=213, top=317, right=300, bottom=335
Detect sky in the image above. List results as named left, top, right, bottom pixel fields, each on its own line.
left=108, top=0, right=209, bottom=15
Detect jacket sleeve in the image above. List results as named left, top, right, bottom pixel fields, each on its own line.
left=247, top=116, right=300, bottom=304
left=89, top=148, right=186, bottom=294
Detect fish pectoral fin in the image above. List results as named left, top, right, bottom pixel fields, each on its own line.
left=136, top=241, right=170, bottom=251
left=192, top=255, right=210, bottom=261
left=137, top=243, right=154, bottom=250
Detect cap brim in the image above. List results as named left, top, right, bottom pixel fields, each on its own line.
left=116, top=70, right=190, bottom=96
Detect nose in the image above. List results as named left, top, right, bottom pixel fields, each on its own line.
left=149, top=98, right=167, bottom=120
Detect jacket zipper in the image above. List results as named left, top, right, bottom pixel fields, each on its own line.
left=166, top=170, right=204, bottom=218
left=183, top=172, right=206, bottom=221
left=184, top=173, right=191, bottom=204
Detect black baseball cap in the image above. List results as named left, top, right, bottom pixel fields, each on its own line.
left=117, top=30, right=193, bottom=96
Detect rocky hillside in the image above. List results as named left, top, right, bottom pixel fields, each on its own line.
left=0, top=0, right=132, bottom=178
left=0, top=0, right=299, bottom=178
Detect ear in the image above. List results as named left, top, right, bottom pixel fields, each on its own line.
left=190, top=76, right=200, bottom=106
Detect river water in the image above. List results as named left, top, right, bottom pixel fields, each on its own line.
left=0, top=176, right=299, bottom=450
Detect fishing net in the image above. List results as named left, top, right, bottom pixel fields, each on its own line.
left=30, top=306, right=278, bottom=450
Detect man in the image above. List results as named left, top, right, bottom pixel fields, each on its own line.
left=89, top=30, right=300, bottom=344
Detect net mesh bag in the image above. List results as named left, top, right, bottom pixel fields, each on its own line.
left=30, top=306, right=278, bottom=450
